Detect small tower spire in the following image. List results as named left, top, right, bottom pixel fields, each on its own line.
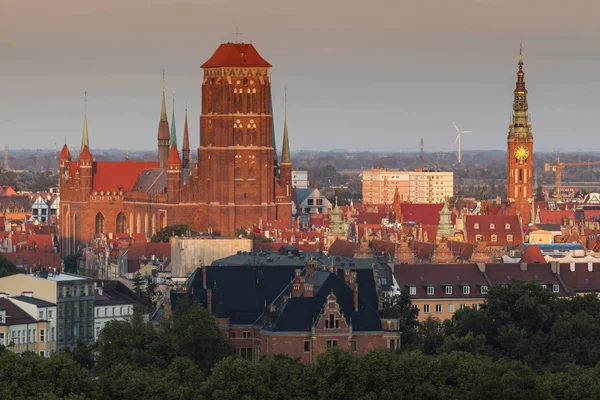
left=157, top=70, right=171, bottom=167
left=182, top=102, right=190, bottom=168
left=81, top=91, right=90, bottom=151
left=170, top=92, right=177, bottom=146
left=281, top=88, right=291, bottom=164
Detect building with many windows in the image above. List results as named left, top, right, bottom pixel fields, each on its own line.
left=0, top=296, right=56, bottom=357
left=0, top=272, right=95, bottom=350
left=362, top=169, right=453, bottom=204
left=94, top=281, right=147, bottom=341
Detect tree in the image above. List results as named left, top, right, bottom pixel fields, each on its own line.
left=166, top=300, right=233, bottom=374
left=303, top=348, right=366, bottom=400
left=61, top=337, right=95, bottom=371
left=132, top=272, right=144, bottom=297
left=419, top=317, right=445, bottom=355
left=62, top=253, right=79, bottom=274
left=202, top=357, right=271, bottom=400
left=150, top=224, right=197, bottom=243
left=382, top=289, right=420, bottom=347
left=0, top=255, right=18, bottom=277
left=534, top=184, right=545, bottom=202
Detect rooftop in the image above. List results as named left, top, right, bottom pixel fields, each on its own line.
left=11, top=295, right=56, bottom=307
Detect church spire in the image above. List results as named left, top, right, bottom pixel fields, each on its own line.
left=182, top=103, right=190, bottom=168
left=170, top=93, right=177, bottom=146
left=281, top=88, right=291, bottom=164
left=514, top=41, right=527, bottom=97
left=81, top=91, right=89, bottom=151
left=157, top=70, right=171, bottom=167
left=508, top=42, right=532, bottom=138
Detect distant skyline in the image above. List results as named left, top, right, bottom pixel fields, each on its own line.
left=2, top=0, right=600, bottom=153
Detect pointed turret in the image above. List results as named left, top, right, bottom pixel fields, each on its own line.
left=157, top=72, right=171, bottom=168
left=59, top=144, right=71, bottom=161
left=279, top=89, right=293, bottom=199
left=436, top=202, right=454, bottom=242
left=170, top=94, right=177, bottom=146
left=182, top=104, right=190, bottom=168
left=80, top=146, right=93, bottom=161
left=508, top=42, right=532, bottom=137
left=81, top=92, right=90, bottom=155
left=167, top=143, right=181, bottom=166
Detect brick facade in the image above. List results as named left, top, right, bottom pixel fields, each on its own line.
left=60, top=43, right=292, bottom=255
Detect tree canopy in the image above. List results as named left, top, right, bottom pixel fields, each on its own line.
left=150, top=224, right=197, bottom=243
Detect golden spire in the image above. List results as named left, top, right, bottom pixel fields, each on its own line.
left=81, top=91, right=89, bottom=151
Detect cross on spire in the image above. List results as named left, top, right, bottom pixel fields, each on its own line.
left=232, top=28, right=243, bottom=43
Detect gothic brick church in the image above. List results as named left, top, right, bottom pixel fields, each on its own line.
left=60, top=42, right=293, bottom=255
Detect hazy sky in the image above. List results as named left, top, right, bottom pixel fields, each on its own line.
left=2, top=0, right=600, bottom=154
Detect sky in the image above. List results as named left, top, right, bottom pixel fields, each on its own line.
left=2, top=0, right=600, bottom=154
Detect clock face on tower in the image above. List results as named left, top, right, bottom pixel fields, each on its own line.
left=514, top=145, right=529, bottom=161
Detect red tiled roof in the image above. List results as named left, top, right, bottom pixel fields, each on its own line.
left=538, top=209, right=574, bottom=224
left=583, top=210, right=600, bottom=221
left=464, top=215, right=523, bottom=245
left=167, top=145, right=181, bottom=166
left=357, top=211, right=386, bottom=225
left=393, top=263, right=488, bottom=299
left=60, top=144, right=71, bottom=160
left=519, top=245, right=546, bottom=264
left=401, top=203, right=456, bottom=226
left=559, top=263, right=600, bottom=294
left=4, top=251, right=62, bottom=271
left=201, top=43, right=272, bottom=68
left=80, top=146, right=93, bottom=161
left=92, top=161, right=159, bottom=192
left=372, top=240, right=395, bottom=257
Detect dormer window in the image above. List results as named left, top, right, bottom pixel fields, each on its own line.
left=409, top=287, right=416, bottom=295
left=489, top=223, right=495, bottom=230
left=445, top=286, right=452, bottom=295
left=553, top=284, right=560, bottom=293
left=475, top=234, right=483, bottom=242
left=462, top=286, right=470, bottom=295
left=505, top=223, right=511, bottom=229
left=427, top=286, right=434, bottom=295
left=491, top=234, right=498, bottom=242
left=481, top=285, right=488, bottom=294
left=507, top=234, right=513, bottom=242
left=474, top=223, right=480, bottom=229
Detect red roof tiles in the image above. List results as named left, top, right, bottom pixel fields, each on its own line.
left=60, top=144, right=71, bottom=160
left=167, top=145, right=181, bottom=166
left=401, top=203, right=457, bottom=226
left=92, top=161, right=159, bottom=192
left=538, top=209, right=574, bottom=224
left=519, top=245, right=546, bottom=264
left=464, top=215, right=523, bottom=245
left=201, top=43, right=272, bottom=68
left=80, top=146, right=93, bottom=161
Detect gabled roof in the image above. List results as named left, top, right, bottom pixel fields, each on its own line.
left=95, top=280, right=147, bottom=307
left=201, top=43, right=272, bottom=68
left=328, top=239, right=356, bottom=258
left=59, top=144, right=71, bottom=160
left=130, top=168, right=166, bottom=193
left=266, top=269, right=381, bottom=332
left=485, top=263, right=563, bottom=293
left=539, top=209, right=574, bottom=224
left=167, top=144, right=181, bottom=166
left=91, top=161, right=160, bottom=192
left=464, top=214, right=523, bottom=245
left=0, top=298, right=37, bottom=325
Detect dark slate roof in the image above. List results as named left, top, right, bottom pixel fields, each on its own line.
left=95, top=280, right=147, bottom=306
left=130, top=168, right=166, bottom=193
left=535, top=223, right=563, bottom=232
left=265, top=269, right=382, bottom=332
left=183, top=265, right=298, bottom=325
left=11, top=296, right=56, bottom=307
left=212, top=251, right=375, bottom=270
left=0, top=299, right=37, bottom=325
left=0, top=195, right=31, bottom=211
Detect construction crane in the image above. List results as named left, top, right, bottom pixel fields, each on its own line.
left=544, top=158, right=600, bottom=201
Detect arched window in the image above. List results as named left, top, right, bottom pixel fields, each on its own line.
left=235, top=167, right=241, bottom=179
left=248, top=168, right=254, bottom=179
left=151, top=214, right=157, bottom=236
left=129, top=212, right=134, bottom=234
left=160, top=212, right=166, bottom=229
left=95, top=213, right=105, bottom=235
left=116, top=212, right=126, bottom=234
left=144, top=213, right=149, bottom=237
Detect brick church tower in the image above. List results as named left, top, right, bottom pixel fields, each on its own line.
left=507, top=43, right=533, bottom=224
left=196, top=43, right=292, bottom=235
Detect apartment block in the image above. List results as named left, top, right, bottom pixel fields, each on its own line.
left=362, top=169, right=454, bottom=204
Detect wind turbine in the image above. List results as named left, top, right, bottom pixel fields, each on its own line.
left=452, top=122, right=473, bottom=164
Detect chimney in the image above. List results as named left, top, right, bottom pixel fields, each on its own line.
left=21, top=291, right=33, bottom=297
left=571, top=262, right=576, bottom=272
left=550, top=261, right=560, bottom=275
left=519, top=262, right=527, bottom=272
left=97, top=286, right=103, bottom=296
left=202, top=266, right=208, bottom=289
left=304, top=283, right=314, bottom=297
left=292, top=269, right=302, bottom=297
left=588, top=262, right=594, bottom=272
left=333, top=264, right=338, bottom=276
left=476, top=262, right=486, bottom=273
left=344, top=269, right=351, bottom=284
left=206, top=288, right=213, bottom=314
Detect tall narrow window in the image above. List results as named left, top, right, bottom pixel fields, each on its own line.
left=116, top=212, right=126, bottom=234
left=95, top=213, right=105, bottom=235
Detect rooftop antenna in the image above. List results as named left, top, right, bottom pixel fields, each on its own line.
left=3, top=146, right=8, bottom=171
left=451, top=121, right=474, bottom=164
left=420, top=138, right=424, bottom=161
